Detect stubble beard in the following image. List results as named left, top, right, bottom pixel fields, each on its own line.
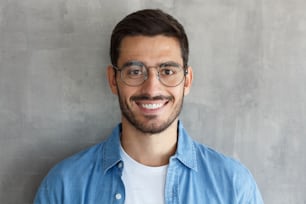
left=117, top=89, right=184, bottom=134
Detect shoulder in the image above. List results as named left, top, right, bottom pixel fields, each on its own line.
left=45, top=124, right=122, bottom=179
left=34, top=125, right=123, bottom=203
left=177, top=123, right=251, bottom=176
left=41, top=125, right=122, bottom=183
left=193, top=141, right=262, bottom=202
left=177, top=123, right=263, bottom=203
left=193, top=140, right=251, bottom=176
left=46, top=141, right=106, bottom=181
left=34, top=141, right=107, bottom=203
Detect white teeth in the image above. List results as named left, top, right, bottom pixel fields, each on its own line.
left=141, top=103, right=163, bottom=109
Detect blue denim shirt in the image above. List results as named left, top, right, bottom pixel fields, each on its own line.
left=34, top=121, right=264, bottom=204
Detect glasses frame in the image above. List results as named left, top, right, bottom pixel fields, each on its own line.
left=112, top=61, right=188, bottom=87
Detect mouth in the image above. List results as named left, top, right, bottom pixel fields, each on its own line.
left=135, top=100, right=169, bottom=112
left=140, top=103, right=164, bottom=110
left=132, top=95, right=171, bottom=112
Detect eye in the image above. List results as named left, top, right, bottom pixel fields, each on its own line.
left=160, top=68, right=175, bottom=75
left=159, top=62, right=181, bottom=76
left=124, top=66, right=144, bottom=78
left=128, top=68, right=142, bottom=75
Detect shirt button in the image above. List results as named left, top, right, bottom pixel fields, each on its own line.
left=115, top=193, right=122, bottom=200
left=118, top=162, right=123, bottom=168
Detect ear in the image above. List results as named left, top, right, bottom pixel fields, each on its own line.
left=107, top=65, right=118, bottom=95
left=183, top=66, right=193, bottom=96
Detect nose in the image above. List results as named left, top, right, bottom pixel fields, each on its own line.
left=141, top=68, right=162, bottom=92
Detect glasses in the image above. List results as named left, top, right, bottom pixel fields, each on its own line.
left=112, top=61, right=188, bottom=87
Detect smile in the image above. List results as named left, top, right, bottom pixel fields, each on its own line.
left=141, top=103, right=163, bottom=110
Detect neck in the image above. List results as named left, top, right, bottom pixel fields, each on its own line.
left=120, top=119, right=179, bottom=167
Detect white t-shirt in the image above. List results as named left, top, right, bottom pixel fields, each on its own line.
left=120, top=146, right=168, bottom=204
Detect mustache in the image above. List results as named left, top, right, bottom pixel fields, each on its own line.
left=131, top=94, right=173, bottom=101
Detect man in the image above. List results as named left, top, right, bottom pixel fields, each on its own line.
left=34, top=9, right=264, bottom=204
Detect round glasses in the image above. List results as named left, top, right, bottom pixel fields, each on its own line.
left=112, top=61, right=188, bottom=87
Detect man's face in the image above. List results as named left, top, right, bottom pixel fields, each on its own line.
left=108, top=35, right=192, bottom=134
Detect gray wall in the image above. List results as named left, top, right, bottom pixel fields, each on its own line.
left=0, top=0, right=305, bottom=203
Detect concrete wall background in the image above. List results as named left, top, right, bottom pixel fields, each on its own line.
left=0, top=0, right=305, bottom=203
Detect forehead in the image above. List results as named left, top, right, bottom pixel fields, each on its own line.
left=117, top=35, right=182, bottom=65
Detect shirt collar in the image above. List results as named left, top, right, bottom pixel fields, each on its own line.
left=102, top=121, right=198, bottom=173
left=102, top=124, right=122, bottom=174
left=175, top=121, right=198, bottom=171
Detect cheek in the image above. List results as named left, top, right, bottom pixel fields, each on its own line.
left=117, top=86, right=137, bottom=101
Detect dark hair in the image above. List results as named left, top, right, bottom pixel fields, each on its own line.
left=110, top=9, right=189, bottom=67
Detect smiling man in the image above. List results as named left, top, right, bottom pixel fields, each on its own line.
left=34, top=9, right=264, bottom=204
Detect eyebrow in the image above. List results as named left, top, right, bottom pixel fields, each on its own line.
left=121, top=60, right=145, bottom=68
left=159, top=61, right=180, bottom=67
left=121, top=60, right=181, bottom=68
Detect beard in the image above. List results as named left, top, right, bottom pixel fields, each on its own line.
left=117, top=89, right=184, bottom=134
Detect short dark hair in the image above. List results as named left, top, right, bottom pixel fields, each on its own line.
left=110, top=9, right=189, bottom=67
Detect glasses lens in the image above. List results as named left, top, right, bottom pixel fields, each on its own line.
left=121, top=64, right=146, bottom=86
left=159, top=64, right=185, bottom=87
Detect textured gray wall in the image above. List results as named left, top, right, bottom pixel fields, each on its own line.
left=0, top=0, right=305, bottom=203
